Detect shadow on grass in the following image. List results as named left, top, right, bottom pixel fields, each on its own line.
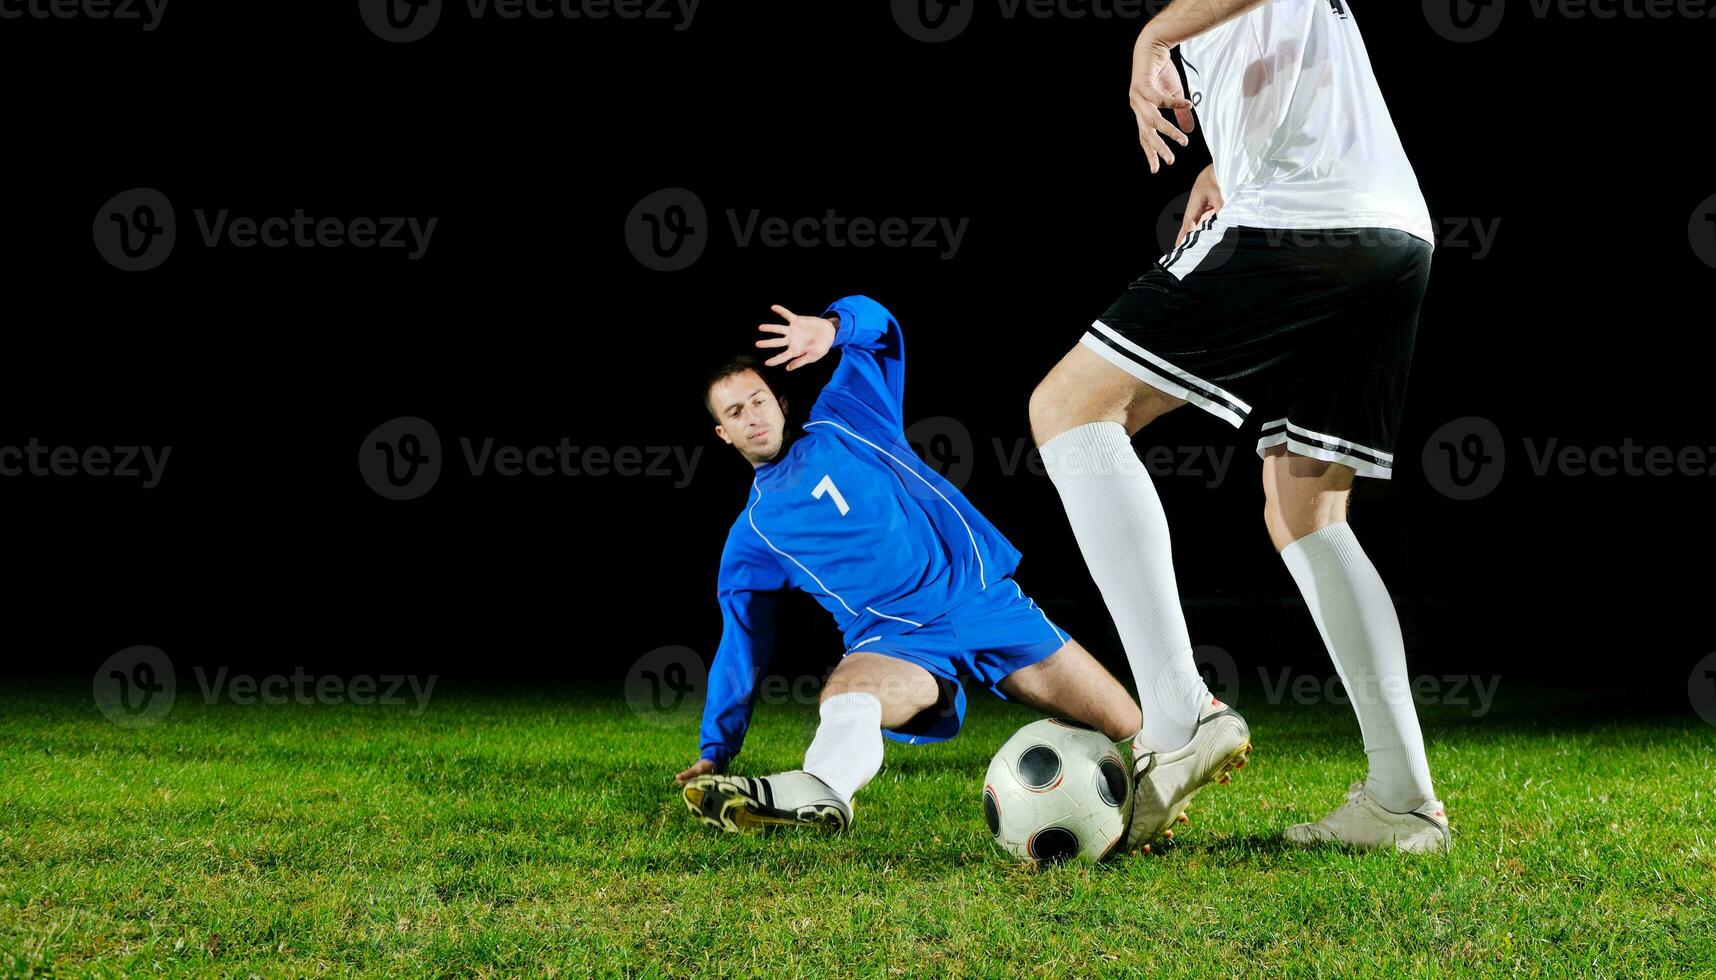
left=1185, top=832, right=1307, bottom=862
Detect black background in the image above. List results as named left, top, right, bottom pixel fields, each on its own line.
left=3, top=0, right=1712, bottom=708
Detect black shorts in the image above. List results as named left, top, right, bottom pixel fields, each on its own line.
left=1088, top=217, right=1433, bottom=479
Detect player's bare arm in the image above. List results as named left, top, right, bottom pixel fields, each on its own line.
left=1128, top=0, right=1272, bottom=172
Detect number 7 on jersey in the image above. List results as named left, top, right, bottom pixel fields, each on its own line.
left=812, top=474, right=850, bottom=516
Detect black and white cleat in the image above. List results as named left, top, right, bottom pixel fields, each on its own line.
left=682, top=771, right=852, bottom=834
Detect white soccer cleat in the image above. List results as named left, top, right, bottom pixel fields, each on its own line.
left=682, top=770, right=852, bottom=834
left=1283, top=781, right=1451, bottom=854
left=1126, top=698, right=1252, bottom=851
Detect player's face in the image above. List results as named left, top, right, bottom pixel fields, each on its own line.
left=710, top=370, right=787, bottom=465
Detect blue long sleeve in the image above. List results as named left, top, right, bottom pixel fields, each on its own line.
left=813, top=294, right=906, bottom=434
left=699, top=513, right=789, bottom=768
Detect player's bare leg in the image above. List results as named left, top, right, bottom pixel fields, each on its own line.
left=995, top=638, right=1141, bottom=743
left=1030, top=345, right=1250, bottom=852
left=1264, top=446, right=1449, bottom=853
left=1030, top=344, right=1215, bottom=750
left=682, top=653, right=939, bottom=834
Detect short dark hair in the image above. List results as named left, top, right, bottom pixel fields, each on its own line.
left=703, top=354, right=779, bottom=418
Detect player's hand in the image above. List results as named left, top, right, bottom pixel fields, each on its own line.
left=1175, top=164, right=1224, bottom=247
left=755, top=305, right=836, bottom=371
left=675, top=758, right=717, bottom=784
left=1129, top=28, right=1194, bottom=174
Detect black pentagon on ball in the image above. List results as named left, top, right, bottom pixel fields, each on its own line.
left=1029, top=826, right=1080, bottom=864
left=1097, top=757, right=1129, bottom=807
left=1016, top=745, right=1062, bottom=789
left=982, top=788, right=1001, bottom=836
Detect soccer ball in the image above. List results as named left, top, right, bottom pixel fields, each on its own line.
left=982, top=718, right=1131, bottom=865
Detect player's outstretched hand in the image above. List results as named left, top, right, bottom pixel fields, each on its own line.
left=756, top=305, right=836, bottom=371
left=1176, top=164, right=1224, bottom=247
left=1129, top=29, right=1194, bottom=174
left=675, top=758, right=717, bottom=784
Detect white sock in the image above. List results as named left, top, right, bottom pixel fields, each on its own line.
left=802, top=692, right=883, bottom=804
left=1280, top=522, right=1436, bottom=812
left=1040, top=421, right=1210, bottom=753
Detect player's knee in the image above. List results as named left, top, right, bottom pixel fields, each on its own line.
left=885, top=668, right=941, bottom=715
left=1262, top=491, right=1340, bottom=552
left=823, top=657, right=939, bottom=716
left=1029, top=369, right=1108, bottom=447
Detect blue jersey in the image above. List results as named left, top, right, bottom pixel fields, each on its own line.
left=699, top=295, right=1024, bottom=767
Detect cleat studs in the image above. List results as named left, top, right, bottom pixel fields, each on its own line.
left=1163, top=829, right=1174, bottom=841
left=1178, top=813, right=1189, bottom=824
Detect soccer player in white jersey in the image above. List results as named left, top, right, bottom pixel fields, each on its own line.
left=1028, top=0, right=1451, bottom=853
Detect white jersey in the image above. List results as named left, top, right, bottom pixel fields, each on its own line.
left=1179, top=0, right=1434, bottom=244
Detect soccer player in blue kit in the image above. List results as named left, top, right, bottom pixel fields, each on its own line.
left=675, top=295, right=1152, bottom=835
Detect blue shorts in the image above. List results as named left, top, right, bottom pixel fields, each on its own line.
left=843, top=578, right=1070, bottom=745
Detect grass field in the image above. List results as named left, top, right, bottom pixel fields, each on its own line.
left=3, top=681, right=1713, bottom=976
